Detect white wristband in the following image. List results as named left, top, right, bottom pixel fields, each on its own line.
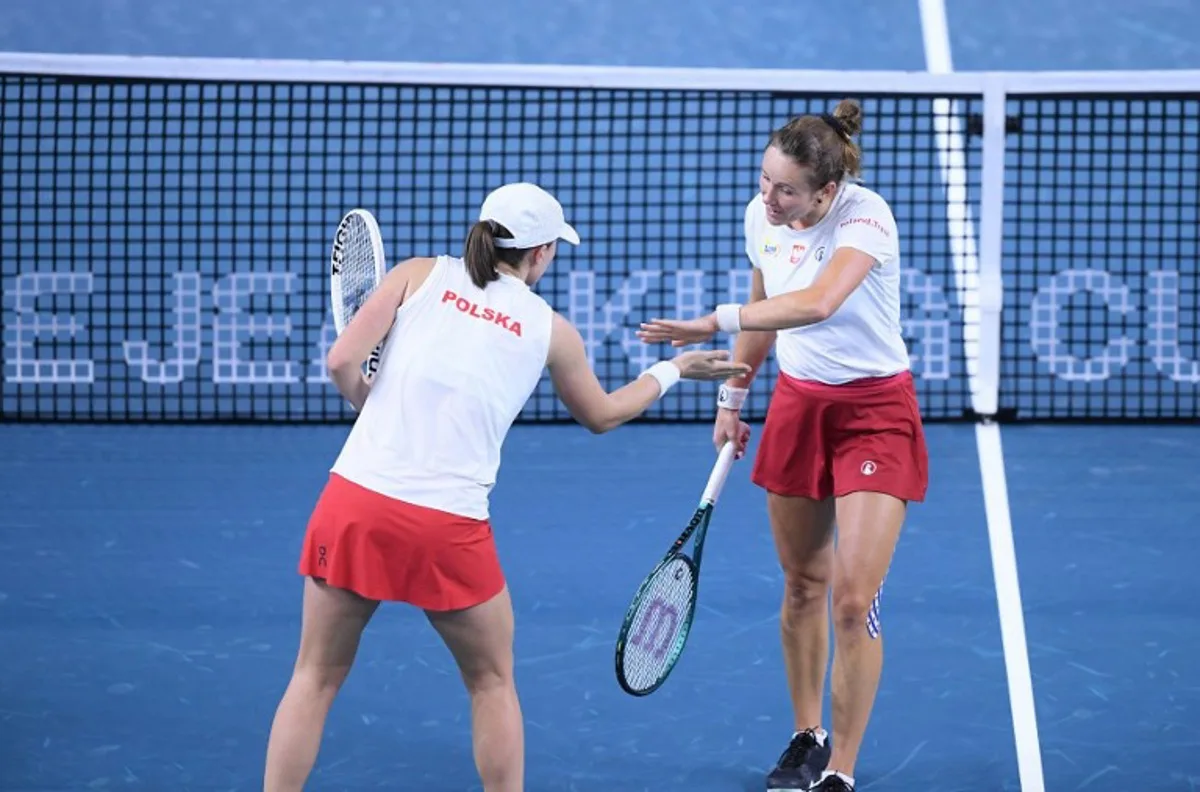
left=643, top=360, right=681, bottom=397
left=717, top=384, right=749, bottom=411
left=715, top=303, right=743, bottom=333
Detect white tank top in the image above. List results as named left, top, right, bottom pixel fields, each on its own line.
left=331, top=255, right=554, bottom=520
left=742, top=183, right=911, bottom=384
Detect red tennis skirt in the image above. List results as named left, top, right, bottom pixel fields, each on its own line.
left=297, top=473, right=506, bottom=611
left=751, top=370, right=929, bottom=503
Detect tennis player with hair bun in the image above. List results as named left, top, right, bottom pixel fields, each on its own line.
left=262, top=182, right=750, bottom=792
left=638, top=100, right=929, bottom=792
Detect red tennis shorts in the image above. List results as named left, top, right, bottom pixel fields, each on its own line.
left=297, top=473, right=506, bottom=611
left=751, top=370, right=929, bottom=503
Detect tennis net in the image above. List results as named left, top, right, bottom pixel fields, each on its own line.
left=1002, top=93, right=1199, bottom=420
left=1, top=54, right=1196, bottom=423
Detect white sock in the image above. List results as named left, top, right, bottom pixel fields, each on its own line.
left=815, top=770, right=854, bottom=788
left=793, top=727, right=828, bottom=746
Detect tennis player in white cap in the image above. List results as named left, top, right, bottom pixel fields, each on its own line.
left=263, top=182, right=750, bottom=792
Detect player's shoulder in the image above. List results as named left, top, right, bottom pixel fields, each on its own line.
left=391, top=255, right=439, bottom=277
left=833, top=184, right=899, bottom=230
left=839, top=182, right=894, bottom=215
left=525, top=287, right=555, bottom=317
left=550, top=309, right=576, bottom=335
left=382, top=256, right=439, bottom=302
left=547, top=309, right=586, bottom=366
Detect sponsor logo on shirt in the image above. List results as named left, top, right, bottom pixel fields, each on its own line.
left=839, top=217, right=891, bottom=237
left=762, top=237, right=779, bottom=256
left=441, top=290, right=523, bottom=337
left=789, top=243, right=806, bottom=264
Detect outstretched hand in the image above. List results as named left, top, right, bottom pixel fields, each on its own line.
left=636, top=313, right=719, bottom=347
left=671, top=349, right=751, bottom=381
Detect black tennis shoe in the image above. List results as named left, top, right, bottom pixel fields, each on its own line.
left=764, top=728, right=831, bottom=791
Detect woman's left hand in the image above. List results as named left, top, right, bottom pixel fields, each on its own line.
left=636, top=313, right=719, bottom=347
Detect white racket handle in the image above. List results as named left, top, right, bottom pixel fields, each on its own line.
left=700, top=441, right=738, bottom=506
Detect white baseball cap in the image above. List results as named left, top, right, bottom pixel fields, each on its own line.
left=478, top=182, right=581, bottom=249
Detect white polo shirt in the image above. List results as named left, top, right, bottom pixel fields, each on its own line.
left=743, top=183, right=911, bottom=384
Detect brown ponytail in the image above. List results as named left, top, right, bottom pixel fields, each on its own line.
left=463, top=220, right=523, bottom=289
left=767, top=97, right=865, bottom=189
left=830, top=98, right=863, bottom=180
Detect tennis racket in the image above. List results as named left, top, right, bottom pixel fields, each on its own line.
left=614, top=441, right=739, bottom=696
left=329, top=208, right=387, bottom=380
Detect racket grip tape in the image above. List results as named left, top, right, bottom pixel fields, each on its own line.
left=700, top=441, right=738, bottom=506
left=365, top=344, right=383, bottom=379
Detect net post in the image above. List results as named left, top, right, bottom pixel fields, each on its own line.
left=973, top=73, right=1007, bottom=422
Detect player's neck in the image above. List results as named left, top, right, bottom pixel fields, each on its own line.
left=789, top=202, right=831, bottom=231
left=496, top=262, right=529, bottom=284
left=789, top=183, right=841, bottom=231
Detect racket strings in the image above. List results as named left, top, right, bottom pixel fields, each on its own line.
left=337, top=219, right=380, bottom=321
left=620, top=557, right=696, bottom=692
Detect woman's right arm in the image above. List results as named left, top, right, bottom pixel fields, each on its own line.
left=546, top=313, right=750, bottom=434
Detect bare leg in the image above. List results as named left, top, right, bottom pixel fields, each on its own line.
left=264, top=577, right=379, bottom=792
left=824, top=491, right=907, bottom=780
left=767, top=493, right=837, bottom=733
left=426, top=586, right=523, bottom=792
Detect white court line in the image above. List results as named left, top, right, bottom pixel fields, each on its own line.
left=975, top=423, right=1045, bottom=792
left=917, top=2, right=1047, bottom=791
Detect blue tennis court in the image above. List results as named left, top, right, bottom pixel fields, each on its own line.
left=3, top=422, right=1197, bottom=790
left=2, top=0, right=1199, bottom=790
